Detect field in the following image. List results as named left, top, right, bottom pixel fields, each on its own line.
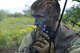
left=0, top=16, right=35, bottom=49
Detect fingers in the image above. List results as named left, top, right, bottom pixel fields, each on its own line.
left=33, top=37, right=49, bottom=52
left=39, top=38, right=49, bottom=45
left=33, top=38, right=49, bottom=47
left=33, top=45, right=41, bottom=52
left=33, top=39, right=49, bottom=53
left=40, top=32, right=49, bottom=41
left=33, top=31, right=50, bottom=53
left=36, top=31, right=49, bottom=41
left=33, top=41, right=45, bottom=48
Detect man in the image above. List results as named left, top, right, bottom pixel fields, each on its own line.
left=18, top=0, right=80, bottom=53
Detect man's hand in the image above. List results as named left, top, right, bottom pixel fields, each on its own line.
left=33, top=31, right=54, bottom=53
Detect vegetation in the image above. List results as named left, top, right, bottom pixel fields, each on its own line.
left=0, top=10, right=35, bottom=49
left=62, top=4, right=80, bottom=31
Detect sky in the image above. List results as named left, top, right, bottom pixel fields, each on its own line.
left=0, top=0, right=78, bottom=14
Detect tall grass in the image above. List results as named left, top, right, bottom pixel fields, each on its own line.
left=0, top=16, right=35, bottom=49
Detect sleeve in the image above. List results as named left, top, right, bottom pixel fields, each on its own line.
left=18, top=32, right=33, bottom=52
left=68, top=36, right=80, bottom=53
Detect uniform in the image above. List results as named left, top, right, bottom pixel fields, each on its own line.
left=18, top=24, right=80, bottom=53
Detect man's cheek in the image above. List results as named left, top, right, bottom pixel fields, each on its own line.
left=44, top=19, right=54, bottom=26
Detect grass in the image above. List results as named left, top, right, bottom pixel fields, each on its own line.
left=0, top=16, right=35, bottom=48
left=0, top=16, right=34, bottom=33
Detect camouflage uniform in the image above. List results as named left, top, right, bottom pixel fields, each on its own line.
left=18, top=24, right=80, bottom=53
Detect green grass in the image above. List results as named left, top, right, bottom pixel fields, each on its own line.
left=0, top=16, right=34, bottom=48
left=0, top=17, right=34, bottom=33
